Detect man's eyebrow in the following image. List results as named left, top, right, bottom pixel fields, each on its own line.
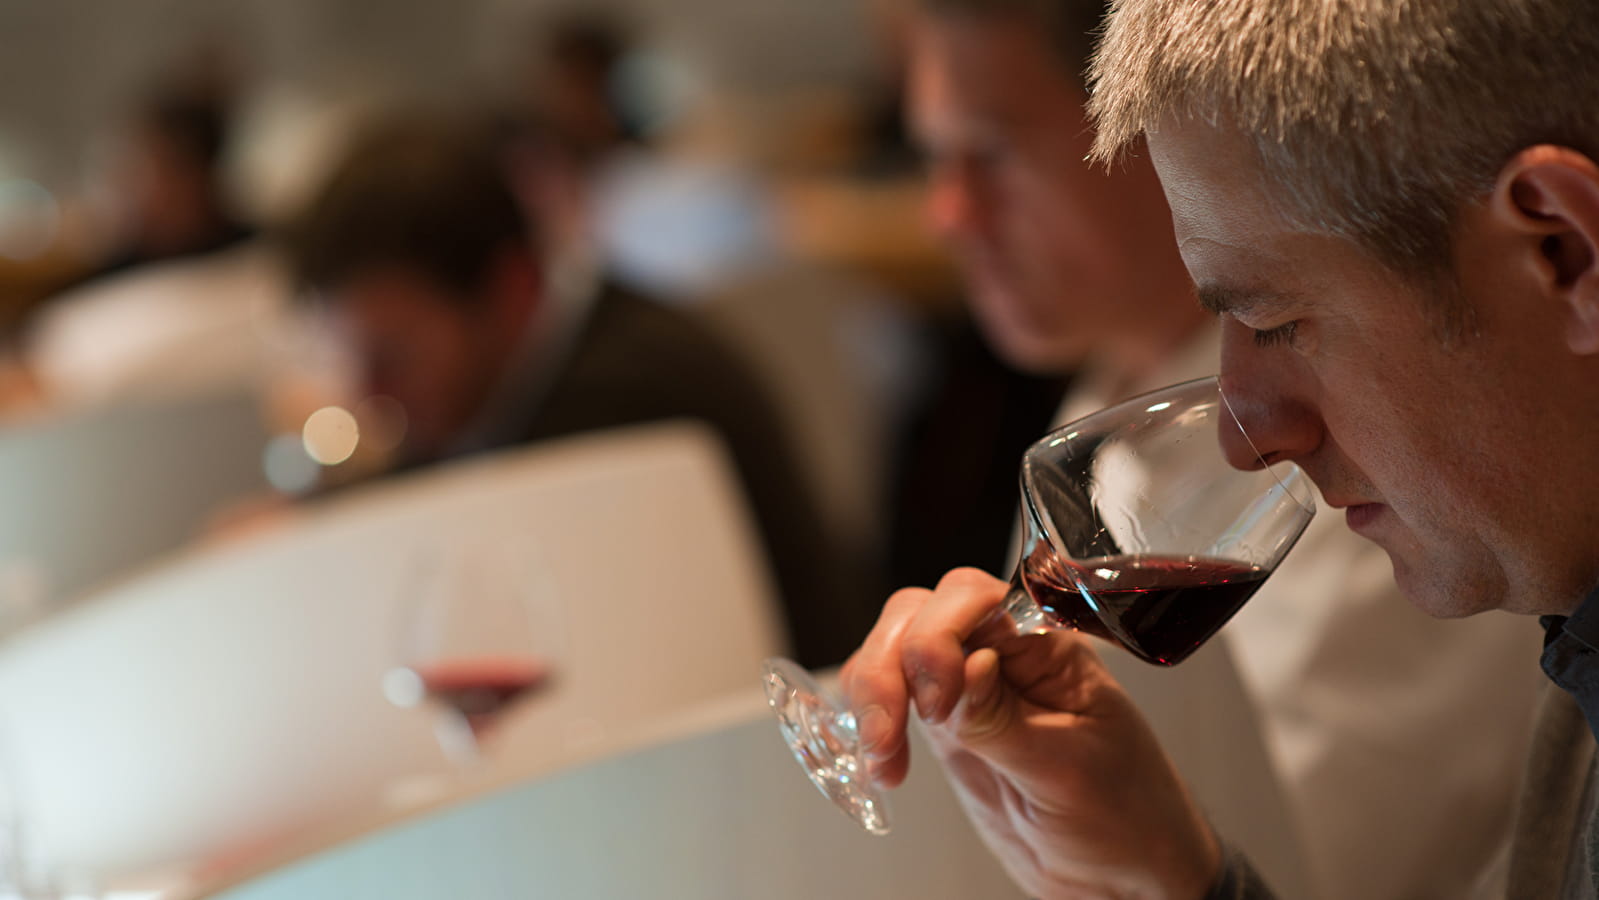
left=1195, top=284, right=1293, bottom=316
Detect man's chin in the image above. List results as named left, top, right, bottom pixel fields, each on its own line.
left=1389, top=554, right=1501, bottom=619
left=996, top=343, right=1074, bottom=376
left=970, top=304, right=1077, bottom=374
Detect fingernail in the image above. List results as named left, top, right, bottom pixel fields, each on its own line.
left=857, top=705, right=891, bottom=758
left=913, top=674, right=943, bottom=722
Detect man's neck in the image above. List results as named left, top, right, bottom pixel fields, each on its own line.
left=444, top=260, right=603, bottom=459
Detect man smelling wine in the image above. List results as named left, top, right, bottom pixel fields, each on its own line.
left=881, top=0, right=1540, bottom=896
left=844, top=0, right=1599, bottom=897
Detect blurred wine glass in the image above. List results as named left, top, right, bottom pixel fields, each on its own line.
left=382, top=537, right=562, bottom=768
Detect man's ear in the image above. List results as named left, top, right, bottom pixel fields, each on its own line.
left=1491, top=145, right=1599, bottom=354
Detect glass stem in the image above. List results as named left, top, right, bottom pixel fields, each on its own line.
left=1002, top=572, right=1055, bottom=635
left=435, top=710, right=482, bottom=770
left=964, top=571, right=1053, bottom=652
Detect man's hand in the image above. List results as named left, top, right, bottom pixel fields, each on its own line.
left=841, top=567, right=1222, bottom=899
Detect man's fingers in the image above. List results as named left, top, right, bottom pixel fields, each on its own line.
left=841, top=568, right=1015, bottom=789
left=899, top=567, right=1011, bottom=723
left=842, top=586, right=928, bottom=764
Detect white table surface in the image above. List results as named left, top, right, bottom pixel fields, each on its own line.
left=175, top=685, right=1025, bottom=900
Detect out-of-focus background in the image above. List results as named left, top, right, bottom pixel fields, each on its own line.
left=0, top=0, right=1062, bottom=574
left=0, top=1, right=1067, bottom=897
left=0, top=0, right=915, bottom=318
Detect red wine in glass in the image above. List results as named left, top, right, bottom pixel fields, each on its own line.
left=412, top=656, right=552, bottom=739
left=386, top=538, right=565, bottom=767
left=1018, top=541, right=1268, bottom=666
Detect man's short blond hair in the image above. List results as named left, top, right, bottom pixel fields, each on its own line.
left=1087, top=0, right=1599, bottom=273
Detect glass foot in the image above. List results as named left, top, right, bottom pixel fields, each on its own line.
left=762, top=657, right=891, bottom=835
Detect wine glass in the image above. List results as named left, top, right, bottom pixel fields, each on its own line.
left=382, top=536, right=562, bottom=768
left=763, top=375, right=1316, bottom=834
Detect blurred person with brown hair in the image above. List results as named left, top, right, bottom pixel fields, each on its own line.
left=522, top=10, right=642, bottom=169
left=101, top=94, right=249, bottom=270
left=3, top=40, right=284, bottom=413
left=762, top=0, right=1073, bottom=599
left=286, top=112, right=872, bottom=668
left=846, top=0, right=1543, bottom=896
left=7, top=36, right=252, bottom=324
left=77, top=70, right=253, bottom=290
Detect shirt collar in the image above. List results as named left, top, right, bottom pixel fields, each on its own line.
left=1540, top=583, right=1599, bottom=740
left=442, top=249, right=604, bottom=458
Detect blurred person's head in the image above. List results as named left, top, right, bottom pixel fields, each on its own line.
left=905, top=0, right=1202, bottom=376
left=526, top=11, right=639, bottom=167
left=286, top=115, right=544, bottom=461
left=1089, top=0, right=1599, bottom=617
left=108, top=89, right=242, bottom=259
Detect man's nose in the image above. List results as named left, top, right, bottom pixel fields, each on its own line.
left=1216, top=324, right=1322, bottom=471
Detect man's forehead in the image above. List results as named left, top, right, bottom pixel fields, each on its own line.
left=1146, top=123, right=1318, bottom=298
left=1147, top=122, right=1279, bottom=217
left=1155, top=171, right=1275, bottom=247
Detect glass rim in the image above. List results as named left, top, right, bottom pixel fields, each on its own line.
left=1021, top=374, right=1317, bottom=530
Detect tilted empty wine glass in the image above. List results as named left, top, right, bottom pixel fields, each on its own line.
left=763, top=376, right=1316, bottom=834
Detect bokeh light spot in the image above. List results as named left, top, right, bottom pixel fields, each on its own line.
left=302, top=405, right=360, bottom=466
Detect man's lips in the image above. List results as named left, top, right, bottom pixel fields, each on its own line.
left=1325, top=495, right=1383, bottom=532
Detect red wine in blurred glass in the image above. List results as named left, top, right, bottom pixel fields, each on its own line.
left=1020, top=545, right=1268, bottom=666
left=414, top=657, right=552, bottom=737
